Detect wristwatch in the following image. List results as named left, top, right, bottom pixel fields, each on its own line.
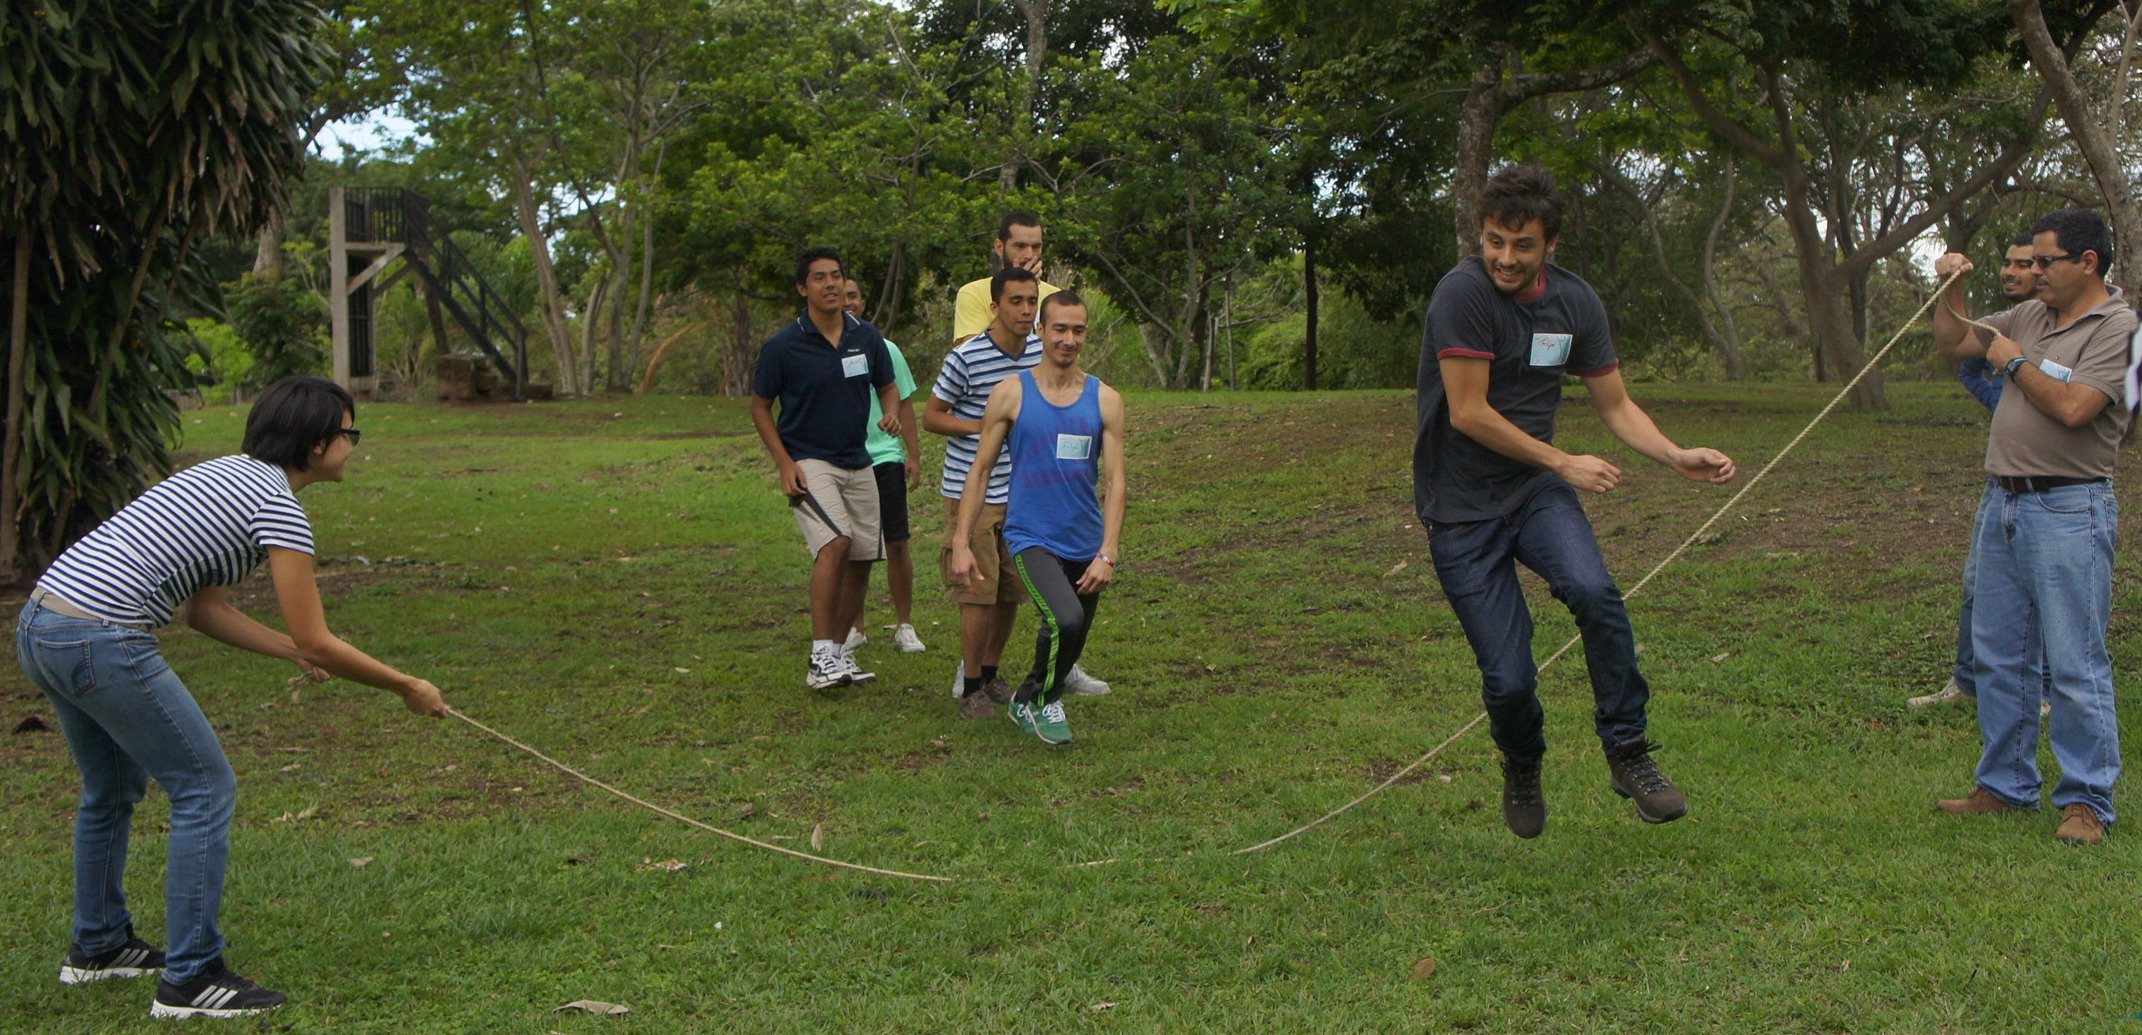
left=2004, top=355, right=2029, bottom=378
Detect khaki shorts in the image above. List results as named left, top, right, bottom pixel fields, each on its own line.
left=791, top=459, right=884, bottom=561
left=939, top=498, right=1021, bottom=606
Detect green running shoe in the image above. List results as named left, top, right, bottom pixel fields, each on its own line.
left=1032, top=699, right=1072, bottom=745
left=1009, top=700, right=1041, bottom=738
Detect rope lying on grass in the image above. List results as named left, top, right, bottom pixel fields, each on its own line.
left=280, top=673, right=955, bottom=883
left=447, top=710, right=959, bottom=883
left=1230, top=266, right=1971, bottom=856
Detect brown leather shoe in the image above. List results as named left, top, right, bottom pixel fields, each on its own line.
left=956, top=690, right=998, bottom=721
left=981, top=677, right=1015, bottom=704
left=2055, top=803, right=2106, bottom=844
left=1935, top=786, right=2028, bottom=814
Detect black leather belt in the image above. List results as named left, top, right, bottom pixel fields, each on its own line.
left=1995, top=475, right=2105, bottom=494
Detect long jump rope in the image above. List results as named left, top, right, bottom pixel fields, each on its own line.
left=306, top=267, right=1972, bottom=883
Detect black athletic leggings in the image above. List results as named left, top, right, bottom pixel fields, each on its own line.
left=1012, top=547, right=1101, bottom=705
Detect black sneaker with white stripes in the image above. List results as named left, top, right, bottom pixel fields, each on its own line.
left=58, top=928, right=165, bottom=984
left=150, top=958, right=286, bottom=1019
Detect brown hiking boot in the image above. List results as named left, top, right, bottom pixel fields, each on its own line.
left=1605, top=740, right=1687, bottom=824
left=981, top=677, right=1015, bottom=704
left=1935, top=786, right=2029, bottom=814
left=956, top=690, right=997, bottom=720
left=2055, top=803, right=2105, bottom=844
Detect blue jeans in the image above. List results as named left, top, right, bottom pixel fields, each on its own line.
left=1428, top=482, right=1650, bottom=759
left=1951, top=493, right=2049, bottom=698
left=16, top=600, right=235, bottom=983
left=1968, top=481, right=2121, bottom=824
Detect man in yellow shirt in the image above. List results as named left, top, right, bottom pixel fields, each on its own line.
left=952, top=212, right=1061, bottom=344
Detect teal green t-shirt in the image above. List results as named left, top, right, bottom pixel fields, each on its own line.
left=865, top=339, right=918, bottom=465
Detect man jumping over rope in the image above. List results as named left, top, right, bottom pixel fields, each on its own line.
left=949, top=291, right=1126, bottom=745
left=1416, top=165, right=1736, bottom=839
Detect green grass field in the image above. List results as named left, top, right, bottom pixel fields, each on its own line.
left=2, top=384, right=2136, bottom=1033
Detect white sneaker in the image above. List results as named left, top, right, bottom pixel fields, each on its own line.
left=839, top=650, right=876, bottom=685
left=950, top=664, right=965, bottom=699
left=807, top=650, right=850, bottom=690
left=893, top=623, right=926, bottom=652
left=841, top=627, right=868, bottom=654
left=1906, top=678, right=1970, bottom=709
left=1064, top=664, right=1111, bottom=697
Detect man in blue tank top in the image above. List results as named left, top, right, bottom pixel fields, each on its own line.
left=948, top=291, right=1126, bottom=745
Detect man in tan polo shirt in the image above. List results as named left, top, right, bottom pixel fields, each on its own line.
left=1928, top=208, right=2132, bottom=844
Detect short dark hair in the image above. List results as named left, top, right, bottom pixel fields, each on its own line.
left=1479, top=164, right=1563, bottom=242
left=2029, top=208, right=2115, bottom=277
left=990, top=266, right=1038, bottom=304
left=244, top=376, right=354, bottom=471
left=794, top=246, right=842, bottom=287
left=1039, top=290, right=1087, bottom=322
left=997, top=211, right=1042, bottom=241
left=2009, top=232, right=2036, bottom=249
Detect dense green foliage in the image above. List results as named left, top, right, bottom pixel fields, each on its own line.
left=0, top=0, right=327, bottom=571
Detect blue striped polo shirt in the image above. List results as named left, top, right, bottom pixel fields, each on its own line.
left=36, top=455, right=316, bottom=627
left=932, top=330, right=1042, bottom=503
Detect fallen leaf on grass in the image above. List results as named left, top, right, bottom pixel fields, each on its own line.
left=272, top=804, right=320, bottom=823
left=1409, top=957, right=1438, bottom=981
left=810, top=824, right=825, bottom=851
left=14, top=715, right=51, bottom=734
left=638, top=858, right=687, bottom=873
left=1709, top=652, right=1732, bottom=663
left=554, top=1000, right=630, bottom=1015
left=1383, top=560, right=1409, bottom=577
left=1088, top=1001, right=1118, bottom=1012
left=349, top=857, right=373, bottom=867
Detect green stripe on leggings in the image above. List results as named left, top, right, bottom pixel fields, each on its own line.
left=1013, top=553, right=1059, bottom=703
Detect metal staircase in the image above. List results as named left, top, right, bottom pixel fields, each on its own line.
left=330, top=187, right=529, bottom=400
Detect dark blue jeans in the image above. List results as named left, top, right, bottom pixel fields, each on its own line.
left=1428, top=482, right=1649, bottom=759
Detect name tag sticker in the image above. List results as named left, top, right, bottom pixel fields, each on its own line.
left=1055, top=434, right=1092, bottom=460
left=2037, top=358, right=2075, bottom=382
left=841, top=353, right=870, bottom=378
left=1530, top=333, right=1573, bottom=367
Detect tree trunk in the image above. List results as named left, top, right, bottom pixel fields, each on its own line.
left=1, top=228, right=32, bottom=581
left=1452, top=63, right=1508, bottom=253
left=2011, top=0, right=2142, bottom=301
left=252, top=206, right=286, bottom=279
left=727, top=284, right=755, bottom=397
left=1303, top=234, right=1320, bottom=390
left=1004, top=0, right=1047, bottom=190
left=511, top=158, right=580, bottom=396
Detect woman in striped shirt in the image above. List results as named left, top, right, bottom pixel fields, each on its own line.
left=16, top=376, right=447, bottom=1020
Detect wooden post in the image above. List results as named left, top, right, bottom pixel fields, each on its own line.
left=329, top=187, right=351, bottom=388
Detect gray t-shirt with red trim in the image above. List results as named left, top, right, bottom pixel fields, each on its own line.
left=1414, top=256, right=1617, bottom=523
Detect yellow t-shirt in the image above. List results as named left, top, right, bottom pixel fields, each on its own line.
left=952, top=276, right=1060, bottom=343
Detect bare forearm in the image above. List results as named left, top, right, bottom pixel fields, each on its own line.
left=924, top=410, right=981, bottom=436
left=1450, top=403, right=1570, bottom=471
left=1595, top=399, right=1680, bottom=468
left=898, top=400, right=921, bottom=458
left=2010, top=364, right=2110, bottom=427
left=187, top=602, right=299, bottom=661
left=750, top=404, right=793, bottom=470
left=297, top=634, right=419, bottom=694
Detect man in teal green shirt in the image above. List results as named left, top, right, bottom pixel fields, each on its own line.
left=841, top=278, right=928, bottom=655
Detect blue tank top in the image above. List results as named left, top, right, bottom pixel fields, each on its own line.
left=1003, top=370, right=1104, bottom=560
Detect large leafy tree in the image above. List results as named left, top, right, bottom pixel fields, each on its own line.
left=0, top=0, right=329, bottom=578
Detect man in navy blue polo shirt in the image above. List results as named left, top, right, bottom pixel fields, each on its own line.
left=1416, top=165, right=1736, bottom=839
left=751, top=247, right=904, bottom=690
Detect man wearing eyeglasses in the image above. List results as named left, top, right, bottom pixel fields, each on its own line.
left=1929, top=208, right=2133, bottom=845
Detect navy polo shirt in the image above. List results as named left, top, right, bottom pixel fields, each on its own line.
left=752, top=312, right=895, bottom=469
left=1413, top=256, right=1618, bottom=523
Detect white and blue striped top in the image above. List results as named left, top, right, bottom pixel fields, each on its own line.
left=932, top=330, right=1042, bottom=503
left=36, top=455, right=315, bottom=627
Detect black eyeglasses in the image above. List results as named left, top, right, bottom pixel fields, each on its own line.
left=340, top=428, right=363, bottom=445
left=2031, top=253, right=2081, bottom=269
